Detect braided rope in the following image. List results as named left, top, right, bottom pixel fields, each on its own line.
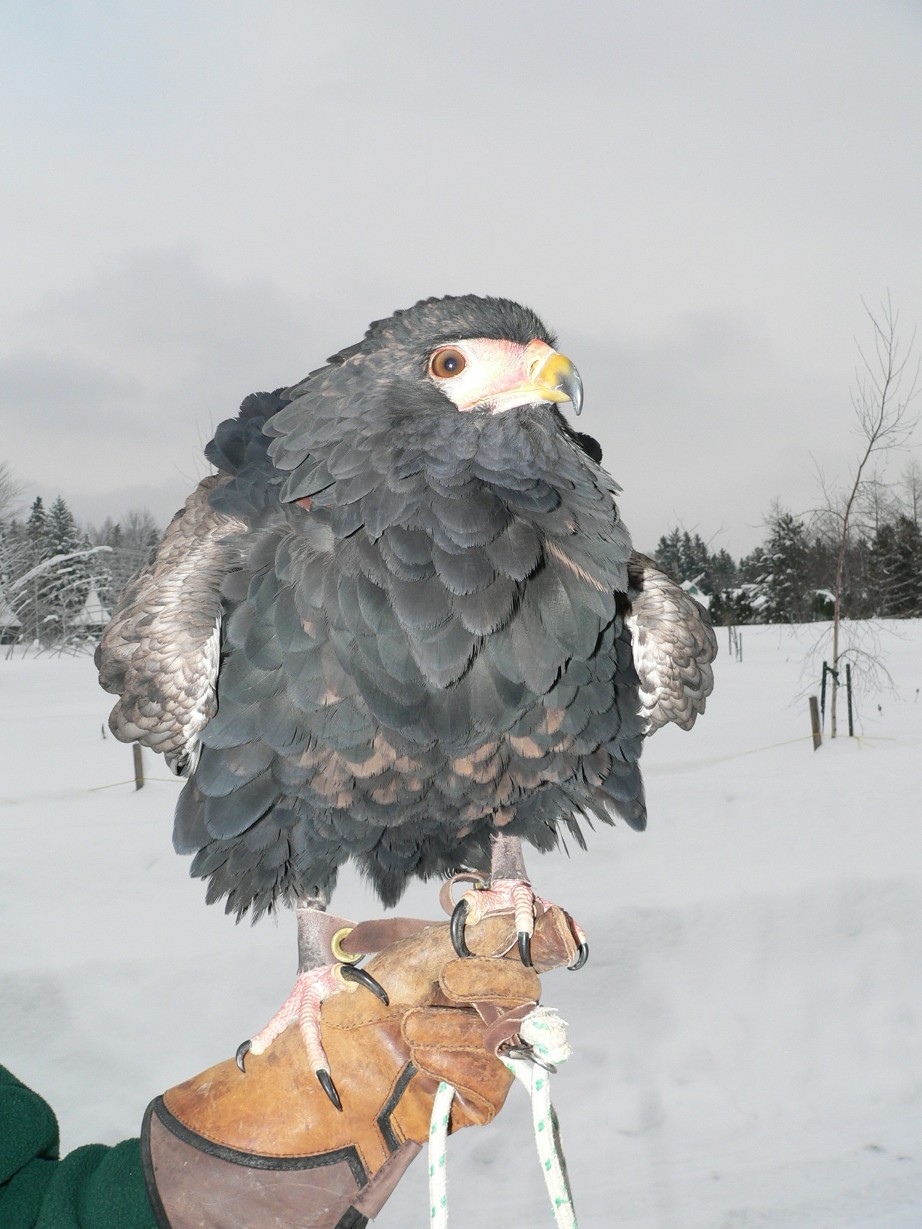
left=428, top=1080, right=455, bottom=1225
left=428, top=1007, right=577, bottom=1229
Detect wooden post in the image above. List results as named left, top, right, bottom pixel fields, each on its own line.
left=727, top=626, right=742, bottom=662
left=133, top=743, right=144, bottom=790
left=809, top=696, right=822, bottom=750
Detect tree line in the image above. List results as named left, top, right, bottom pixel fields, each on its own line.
left=0, top=474, right=160, bottom=649
left=5, top=479, right=920, bottom=651
left=2, top=461, right=921, bottom=653
left=651, top=462, right=922, bottom=626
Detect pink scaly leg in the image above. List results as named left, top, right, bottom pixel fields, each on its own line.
left=235, top=898, right=388, bottom=1110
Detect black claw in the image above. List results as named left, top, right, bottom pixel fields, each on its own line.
left=568, top=942, right=590, bottom=972
left=317, top=1068, right=342, bottom=1111
left=517, top=930, right=533, bottom=967
left=341, top=963, right=390, bottom=1006
left=450, top=899, right=473, bottom=958
left=235, top=1040, right=251, bottom=1073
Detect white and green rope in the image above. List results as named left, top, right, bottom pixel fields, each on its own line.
left=428, top=1079, right=455, bottom=1225
left=428, top=1007, right=577, bottom=1229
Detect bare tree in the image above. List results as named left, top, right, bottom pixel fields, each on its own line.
left=87, top=507, right=161, bottom=608
left=0, top=462, right=22, bottom=525
left=856, top=469, right=898, bottom=537
left=902, top=458, right=922, bottom=526
left=827, top=296, right=919, bottom=736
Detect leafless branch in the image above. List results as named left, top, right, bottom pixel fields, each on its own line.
left=825, top=295, right=920, bottom=735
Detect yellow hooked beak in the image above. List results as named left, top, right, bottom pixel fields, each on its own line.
left=523, top=339, right=583, bottom=416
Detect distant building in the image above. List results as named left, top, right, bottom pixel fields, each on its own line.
left=0, top=589, right=21, bottom=644
left=680, top=576, right=711, bottom=610
left=72, top=583, right=111, bottom=637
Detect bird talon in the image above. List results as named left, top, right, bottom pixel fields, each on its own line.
left=235, top=1039, right=252, bottom=1073
left=517, top=929, right=533, bottom=967
left=450, top=898, right=474, bottom=957
left=317, top=1068, right=342, bottom=1111
left=569, top=941, right=590, bottom=971
left=340, top=963, right=390, bottom=1005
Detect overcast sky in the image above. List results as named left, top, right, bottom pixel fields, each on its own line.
left=3, top=1, right=921, bottom=557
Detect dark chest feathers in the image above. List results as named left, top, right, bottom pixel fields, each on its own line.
left=176, top=427, right=647, bottom=913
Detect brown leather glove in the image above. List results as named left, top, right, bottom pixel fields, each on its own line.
left=141, top=908, right=579, bottom=1229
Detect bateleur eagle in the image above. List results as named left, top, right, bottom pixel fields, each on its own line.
left=97, top=294, right=716, bottom=1100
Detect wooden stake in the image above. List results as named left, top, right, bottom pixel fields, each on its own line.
left=809, top=696, right=822, bottom=750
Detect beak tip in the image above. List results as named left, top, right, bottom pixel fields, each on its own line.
left=570, top=372, right=584, bottom=416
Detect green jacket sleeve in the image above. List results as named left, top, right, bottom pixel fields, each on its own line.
left=0, top=1066, right=156, bottom=1229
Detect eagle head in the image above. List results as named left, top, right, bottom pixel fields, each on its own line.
left=266, top=295, right=587, bottom=507
left=362, top=294, right=582, bottom=417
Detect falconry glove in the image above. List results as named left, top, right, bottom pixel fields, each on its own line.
left=142, top=908, right=580, bottom=1229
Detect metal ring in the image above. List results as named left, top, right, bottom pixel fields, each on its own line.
left=502, top=1045, right=558, bottom=1074
left=330, top=926, right=361, bottom=964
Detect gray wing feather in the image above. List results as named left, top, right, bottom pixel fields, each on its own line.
left=96, top=476, right=245, bottom=773
left=626, top=552, right=718, bottom=734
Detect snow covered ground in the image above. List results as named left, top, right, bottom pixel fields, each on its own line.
left=2, top=621, right=922, bottom=1228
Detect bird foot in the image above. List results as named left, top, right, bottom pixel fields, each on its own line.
left=235, top=961, right=388, bottom=1110
left=448, top=876, right=589, bottom=970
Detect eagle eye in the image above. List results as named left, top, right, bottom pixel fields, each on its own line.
left=429, top=347, right=466, bottom=379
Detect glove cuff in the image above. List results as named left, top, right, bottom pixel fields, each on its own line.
left=141, top=1095, right=419, bottom=1229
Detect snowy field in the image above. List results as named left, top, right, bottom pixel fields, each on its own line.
left=2, top=621, right=922, bottom=1228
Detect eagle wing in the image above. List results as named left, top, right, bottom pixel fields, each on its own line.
left=626, top=552, right=718, bottom=734
left=95, top=475, right=245, bottom=774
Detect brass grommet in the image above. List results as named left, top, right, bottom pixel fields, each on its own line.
left=331, top=926, right=361, bottom=964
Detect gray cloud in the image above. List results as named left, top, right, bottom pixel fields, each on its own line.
left=0, top=352, right=140, bottom=426
left=2, top=1, right=921, bottom=555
